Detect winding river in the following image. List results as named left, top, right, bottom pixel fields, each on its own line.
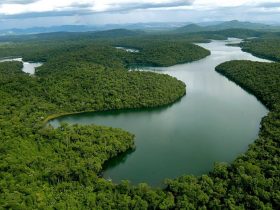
left=50, top=38, right=271, bottom=186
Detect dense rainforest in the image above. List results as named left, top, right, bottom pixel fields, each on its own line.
left=0, top=29, right=280, bottom=209
left=0, top=30, right=210, bottom=67
left=0, top=59, right=186, bottom=209
left=241, top=38, right=280, bottom=61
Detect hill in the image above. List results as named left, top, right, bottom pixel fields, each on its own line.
left=174, top=24, right=204, bottom=33
left=175, top=20, right=279, bottom=33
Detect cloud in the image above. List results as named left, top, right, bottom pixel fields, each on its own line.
left=97, top=1, right=192, bottom=13
left=257, top=2, right=280, bottom=8
left=1, top=0, right=280, bottom=29
left=0, top=0, right=193, bottom=17
left=1, top=0, right=37, bottom=3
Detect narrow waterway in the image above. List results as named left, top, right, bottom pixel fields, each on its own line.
left=0, top=57, right=42, bottom=74
left=115, top=46, right=139, bottom=53
left=50, top=38, right=270, bottom=186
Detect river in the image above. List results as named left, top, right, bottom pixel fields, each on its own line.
left=0, top=57, right=42, bottom=74
left=50, top=38, right=270, bottom=186
left=115, top=46, right=139, bottom=53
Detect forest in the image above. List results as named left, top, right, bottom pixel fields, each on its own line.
left=0, top=58, right=186, bottom=208
left=0, top=30, right=279, bottom=209
left=0, top=36, right=210, bottom=68
left=241, top=38, right=280, bottom=62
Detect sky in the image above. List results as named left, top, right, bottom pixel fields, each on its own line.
left=1, top=0, right=280, bottom=29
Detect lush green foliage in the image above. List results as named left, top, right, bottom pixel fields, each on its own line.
left=1, top=31, right=280, bottom=209
left=0, top=52, right=186, bottom=208
left=0, top=38, right=210, bottom=68
left=175, top=20, right=279, bottom=33
left=177, top=28, right=264, bottom=39
left=216, top=61, right=280, bottom=109
left=241, top=38, right=280, bottom=61
left=39, top=62, right=186, bottom=112
left=113, top=40, right=210, bottom=67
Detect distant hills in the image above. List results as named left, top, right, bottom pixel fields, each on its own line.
left=1, top=20, right=280, bottom=36
left=175, top=20, right=279, bottom=33
left=0, top=29, right=145, bottom=42
left=90, top=29, right=143, bottom=38
left=0, top=25, right=100, bottom=36
left=175, top=24, right=204, bottom=33
left=0, top=22, right=189, bottom=36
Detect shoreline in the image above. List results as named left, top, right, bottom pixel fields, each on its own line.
left=43, top=91, right=186, bottom=126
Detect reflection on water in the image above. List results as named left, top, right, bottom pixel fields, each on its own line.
left=50, top=39, right=270, bottom=186
left=0, top=57, right=42, bottom=74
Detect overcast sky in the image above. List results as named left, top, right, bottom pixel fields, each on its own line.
left=1, top=0, right=280, bottom=29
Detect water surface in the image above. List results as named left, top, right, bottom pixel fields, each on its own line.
left=115, top=46, right=139, bottom=53
left=0, top=57, right=42, bottom=74
left=50, top=39, right=270, bottom=186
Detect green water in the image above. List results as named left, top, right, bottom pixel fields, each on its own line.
left=50, top=39, right=270, bottom=186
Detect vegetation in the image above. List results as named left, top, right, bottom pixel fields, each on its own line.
left=216, top=61, right=280, bottom=109
left=112, top=40, right=210, bottom=67
left=175, top=28, right=265, bottom=39
left=0, top=38, right=188, bottom=208
left=241, top=38, right=280, bottom=61
left=160, top=61, right=280, bottom=209
left=175, top=20, right=279, bottom=33
left=1, top=30, right=280, bottom=209
left=0, top=37, right=210, bottom=68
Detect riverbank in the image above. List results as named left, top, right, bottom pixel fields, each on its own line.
left=45, top=92, right=186, bottom=126
left=1, top=34, right=278, bottom=209
left=50, top=39, right=270, bottom=186
left=0, top=57, right=42, bottom=74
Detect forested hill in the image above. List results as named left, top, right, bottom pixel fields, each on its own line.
left=0, top=26, right=271, bottom=44
left=175, top=20, right=277, bottom=33
left=0, top=59, right=186, bottom=209
left=0, top=38, right=210, bottom=68
left=0, top=28, right=143, bottom=42
left=241, top=38, right=280, bottom=61
left=216, top=61, right=280, bottom=110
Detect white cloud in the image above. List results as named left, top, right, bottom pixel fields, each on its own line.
left=1, top=0, right=280, bottom=28
left=1, top=0, right=280, bottom=16
left=192, top=0, right=280, bottom=10
left=194, top=0, right=272, bottom=6
left=0, top=0, right=192, bottom=15
left=0, top=0, right=88, bottom=15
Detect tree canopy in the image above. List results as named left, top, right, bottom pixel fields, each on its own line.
left=0, top=32, right=279, bottom=209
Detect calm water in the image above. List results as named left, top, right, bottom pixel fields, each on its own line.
left=0, top=57, right=42, bottom=74
left=50, top=39, right=270, bottom=186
